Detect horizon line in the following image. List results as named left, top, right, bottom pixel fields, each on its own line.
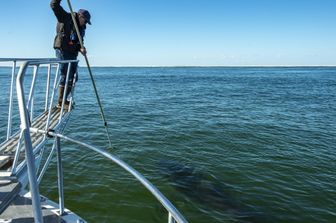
left=1, top=64, right=336, bottom=68
left=84, top=65, right=336, bottom=68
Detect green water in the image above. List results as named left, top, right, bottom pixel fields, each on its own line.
left=1, top=67, right=335, bottom=222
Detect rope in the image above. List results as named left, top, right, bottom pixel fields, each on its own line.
left=66, top=0, right=112, bottom=147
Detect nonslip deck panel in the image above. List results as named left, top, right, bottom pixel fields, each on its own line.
left=0, top=180, right=21, bottom=214
left=0, top=156, right=10, bottom=168
left=0, top=107, right=63, bottom=155
left=0, top=196, right=66, bottom=223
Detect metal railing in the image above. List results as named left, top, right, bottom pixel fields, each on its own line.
left=2, top=59, right=76, bottom=176
left=1, top=58, right=188, bottom=223
left=1, top=58, right=78, bottom=223
left=30, top=128, right=188, bottom=223
left=0, top=58, right=76, bottom=142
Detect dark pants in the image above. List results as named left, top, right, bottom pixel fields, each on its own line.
left=55, top=49, right=78, bottom=87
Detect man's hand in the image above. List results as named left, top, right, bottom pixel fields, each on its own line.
left=80, top=47, right=87, bottom=55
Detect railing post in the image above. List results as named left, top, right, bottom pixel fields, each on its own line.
left=59, top=62, right=72, bottom=117
left=56, top=136, right=65, bottom=215
left=69, top=71, right=78, bottom=108
left=45, top=64, right=52, bottom=111
left=7, top=61, right=16, bottom=140
left=28, top=65, right=39, bottom=122
left=45, top=63, right=61, bottom=132
left=16, top=62, right=44, bottom=223
left=169, top=212, right=177, bottom=223
left=11, top=131, right=24, bottom=174
left=38, top=141, right=57, bottom=184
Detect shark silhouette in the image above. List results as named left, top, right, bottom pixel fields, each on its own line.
left=158, top=160, right=270, bottom=223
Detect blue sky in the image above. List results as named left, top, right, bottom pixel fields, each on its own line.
left=0, top=0, right=335, bottom=66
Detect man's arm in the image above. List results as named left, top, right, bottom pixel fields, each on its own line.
left=50, top=0, right=69, bottom=23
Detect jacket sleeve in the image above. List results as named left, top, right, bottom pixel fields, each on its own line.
left=50, top=0, right=69, bottom=23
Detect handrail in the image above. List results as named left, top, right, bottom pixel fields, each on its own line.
left=16, top=61, right=44, bottom=223
left=0, top=58, right=78, bottom=142
left=0, top=58, right=68, bottom=62
left=7, top=61, right=16, bottom=140
left=0, top=58, right=78, bottom=67
left=2, top=58, right=188, bottom=223
left=12, top=58, right=79, bottom=223
left=30, top=128, right=188, bottom=223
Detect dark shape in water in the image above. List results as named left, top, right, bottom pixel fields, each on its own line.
left=158, top=160, right=269, bottom=223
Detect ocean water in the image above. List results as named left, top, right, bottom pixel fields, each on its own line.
left=0, top=67, right=335, bottom=223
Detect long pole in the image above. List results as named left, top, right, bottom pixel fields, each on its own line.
left=66, top=0, right=112, bottom=147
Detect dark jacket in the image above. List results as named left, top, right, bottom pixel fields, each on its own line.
left=50, top=0, right=85, bottom=55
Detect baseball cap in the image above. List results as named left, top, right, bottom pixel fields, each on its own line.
left=78, top=9, right=91, bottom=25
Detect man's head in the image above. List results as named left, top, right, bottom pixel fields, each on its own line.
left=78, top=9, right=91, bottom=27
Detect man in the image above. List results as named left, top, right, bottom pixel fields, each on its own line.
left=50, top=0, right=91, bottom=108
